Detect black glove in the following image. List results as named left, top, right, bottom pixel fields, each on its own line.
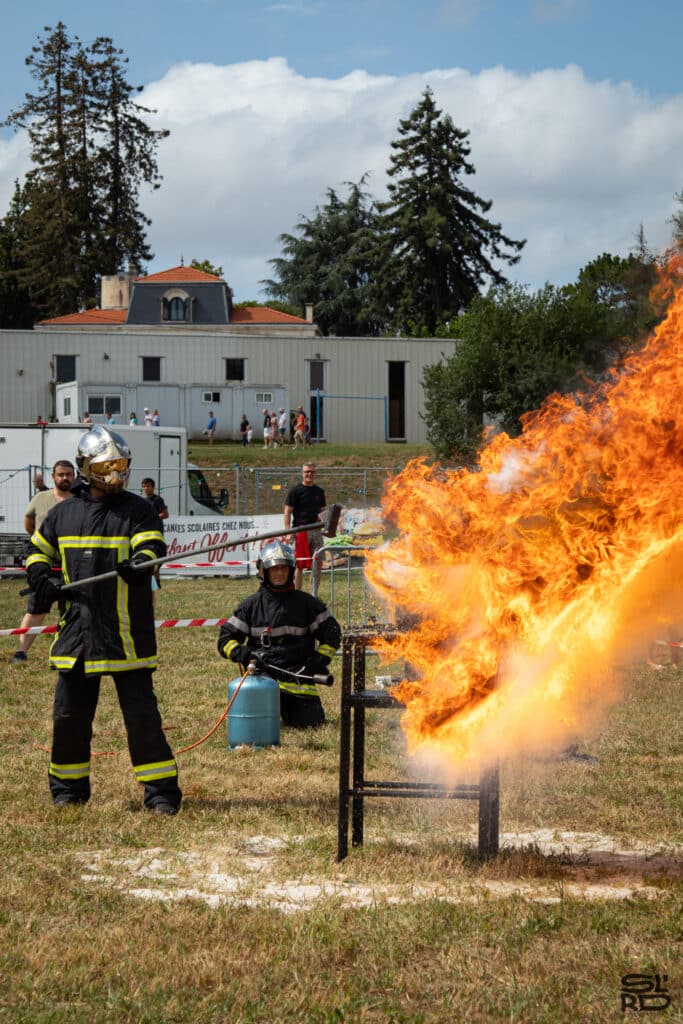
left=117, top=554, right=154, bottom=586
left=32, top=573, right=61, bottom=612
left=230, top=645, right=260, bottom=668
left=306, top=651, right=331, bottom=675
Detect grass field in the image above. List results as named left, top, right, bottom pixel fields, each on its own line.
left=0, top=570, right=681, bottom=1023
left=186, top=440, right=434, bottom=470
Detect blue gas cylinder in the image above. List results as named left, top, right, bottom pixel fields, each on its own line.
left=227, top=664, right=280, bottom=747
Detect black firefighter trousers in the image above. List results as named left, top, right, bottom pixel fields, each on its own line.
left=49, top=657, right=182, bottom=811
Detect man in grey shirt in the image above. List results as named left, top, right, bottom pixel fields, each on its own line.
left=11, top=460, right=75, bottom=665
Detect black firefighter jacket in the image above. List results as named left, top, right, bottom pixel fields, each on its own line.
left=218, top=584, right=341, bottom=697
left=26, top=485, right=165, bottom=675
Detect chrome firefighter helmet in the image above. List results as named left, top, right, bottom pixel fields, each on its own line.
left=76, top=426, right=131, bottom=493
left=257, top=540, right=296, bottom=588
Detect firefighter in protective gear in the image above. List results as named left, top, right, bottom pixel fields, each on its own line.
left=26, top=426, right=182, bottom=814
left=218, top=540, right=341, bottom=728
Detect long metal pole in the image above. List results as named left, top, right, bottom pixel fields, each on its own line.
left=56, top=504, right=342, bottom=593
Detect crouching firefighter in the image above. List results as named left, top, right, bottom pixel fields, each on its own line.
left=218, top=541, right=341, bottom=728
left=26, top=426, right=182, bottom=815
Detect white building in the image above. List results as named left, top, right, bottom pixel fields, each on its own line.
left=0, top=265, right=458, bottom=443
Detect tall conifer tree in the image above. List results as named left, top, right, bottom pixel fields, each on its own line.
left=377, top=88, right=525, bottom=334
left=3, top=23, right=168, bottom=318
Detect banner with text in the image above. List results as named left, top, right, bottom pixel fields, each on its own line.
left=161, top=514, right=284, bottom=576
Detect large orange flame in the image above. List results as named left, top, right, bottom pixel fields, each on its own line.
left=366, top=257, right=683, bottom=767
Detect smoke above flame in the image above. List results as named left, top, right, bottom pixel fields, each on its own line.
left=366, top=258, right=683, bottom=767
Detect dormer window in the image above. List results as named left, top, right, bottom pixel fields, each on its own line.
left=161, top=288, right=193, bottom=323
left=169, top=296, right=186, bottom=321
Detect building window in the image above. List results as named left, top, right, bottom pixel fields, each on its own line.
left=161, top=289, right=192, bottom=323
left=202, top=391, right=220, bottom=403
left=309, top=360, right=324, bottom=391
left=142, top=356, right=161, bottom=382
left=87, top=395, right=122, bottom=417
left=256, top=392, right=273, bottom=405
left=63, top=397, right=71, bottom=417
left=225, top=358, right=245, bottom=381
left=387, top=361, right=406, bottom=439
left=55, top=354, right=77, bottom=383
left=168, top=296, right=187, bottom=321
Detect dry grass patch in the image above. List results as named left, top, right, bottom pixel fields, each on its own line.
left=0, top=576, right=681, bottom=1023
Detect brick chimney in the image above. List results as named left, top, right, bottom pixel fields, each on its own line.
left=100, top=270, right=136, bottom=310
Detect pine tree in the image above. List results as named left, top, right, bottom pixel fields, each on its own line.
left=263, top=178, right=383, bottom=336
left=89, top=35, right=168, bottom=277
left=2, top=23, right=168, bottom=318
left=3, top=23, right=83, bottom=313
left=377, top=88, right=525, bottom=335
left=669, top=190, right=683, bottom=246
left=0, top=180, right=37, bottom=328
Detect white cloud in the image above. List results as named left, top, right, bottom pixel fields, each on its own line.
left=0, top=131, right=31, bottom=211
left=4, top=58, right=683, bottom=302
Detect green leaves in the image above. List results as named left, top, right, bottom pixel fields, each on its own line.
left=262, top=177, right=383, bottom=337
left=264, top=89, right=525, bottom=338
left=421, top=260, right=665, bottom=459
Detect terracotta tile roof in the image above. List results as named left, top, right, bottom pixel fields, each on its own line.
left=232, top=306, right=308, bottom=324
left=135, top=265, right=222, bottom=283
left=37, top=309, right=128, bottom=325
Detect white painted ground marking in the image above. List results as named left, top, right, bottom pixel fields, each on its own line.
left=75, top=829, right=679, bottom=912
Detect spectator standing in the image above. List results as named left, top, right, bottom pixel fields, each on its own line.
left=270, top=412, right=279, bottom=448
left=239, top=414, right=250, bottom=447
left=32, top=472, right=49, bottom=493
left=11, top=460, right=75, bottom=666
left=202, top=410, right=217, bottom=445
left=129, top=411, right=138, bottom=426
left=141, top=477, right=168, bottom=601
left=284, top=463, right=327, bottom=591
left=107, top=412, right=117, bottom=425
left=262, top=409, right=272, bottom=448
left=152, top=409, right=161, bottom=426
left=293, top=407, right=306, bottom=448
left=143, top=407, right=153, bottom=427
left=82, top=412, right=93, bottom=427
left=278, top=408, right=288, bottom=444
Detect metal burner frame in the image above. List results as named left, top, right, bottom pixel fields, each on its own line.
left=336, top=628, right=500, bottom=862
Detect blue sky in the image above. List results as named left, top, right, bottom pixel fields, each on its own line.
left=2, top=0, right=683, bottom=302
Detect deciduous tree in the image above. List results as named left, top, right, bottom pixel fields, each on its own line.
left=263, top=178, right=383, bottom=336
left=424, top=279, right=648, bottom=459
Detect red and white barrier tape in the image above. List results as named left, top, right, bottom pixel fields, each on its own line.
left=0, top=555, right=332, bottom=571
left=0, top=562, right=250, bottom=572
left=0, top=617, right=230, bottom=638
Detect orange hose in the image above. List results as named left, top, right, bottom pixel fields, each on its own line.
left=36, top=666, right=252, bottom=759
left=174, top=664, right=251, bottom=754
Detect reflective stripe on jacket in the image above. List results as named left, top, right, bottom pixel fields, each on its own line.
left=27, top=486, right=165, bottom=674
left=217, top=585, right=341, bottom=698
